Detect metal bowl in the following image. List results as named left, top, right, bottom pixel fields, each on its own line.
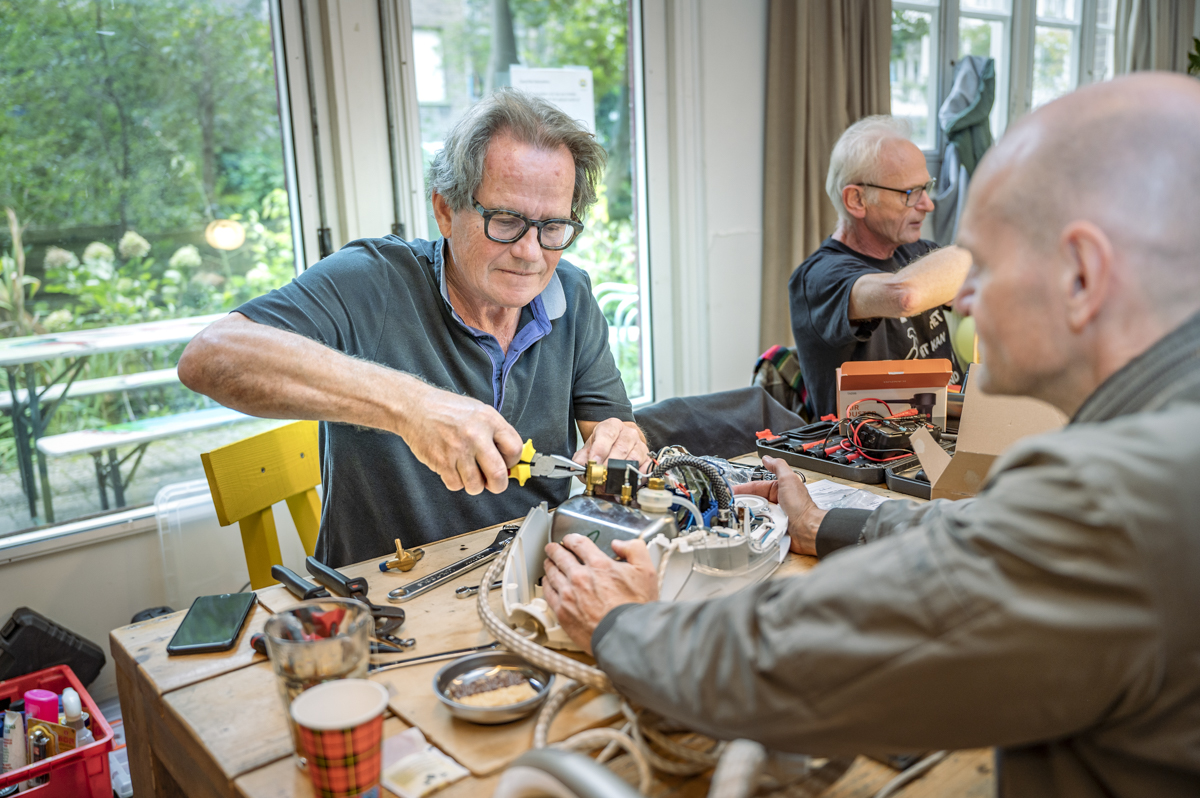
left=433, top=651, right=555, bottom=725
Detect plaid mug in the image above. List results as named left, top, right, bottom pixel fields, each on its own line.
left=291, top=679, right=390, bottom=798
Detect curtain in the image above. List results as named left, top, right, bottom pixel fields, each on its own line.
left=1115, top=0, right=1196, bottom=74
left=759, top=0, right=892, bottom=352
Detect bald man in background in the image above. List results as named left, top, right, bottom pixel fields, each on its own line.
left=541, top=72, right=1200, bottom=798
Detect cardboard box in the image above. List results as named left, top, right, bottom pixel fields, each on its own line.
left=910, top=364, right=1068, bottom=501
left=836, top=359, right=954, bottom=428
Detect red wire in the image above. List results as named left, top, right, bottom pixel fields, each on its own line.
left=849, top=418, right=913, bottom=462
left=846, top=397, right=895, bottom=416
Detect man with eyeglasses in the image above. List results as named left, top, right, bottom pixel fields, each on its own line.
left=179, top=88, right=645, bottom=566
left=788, top=116, right=973, bottom=418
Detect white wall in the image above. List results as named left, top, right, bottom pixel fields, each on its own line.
left=698, top=0, right=769, bottom=393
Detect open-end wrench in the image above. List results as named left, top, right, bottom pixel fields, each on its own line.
left=386, top=526, right=517, bottom=603
left=455, top=580, right=503, bottom=599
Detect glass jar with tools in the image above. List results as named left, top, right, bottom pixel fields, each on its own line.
left=262, top=598, right=373, bottom=768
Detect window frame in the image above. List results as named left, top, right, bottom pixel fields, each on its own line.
left=956, top=1, right=1013, bottom=139
left=899, top=0, right=1115, bottom=148
left=1030, top=0, right=1084, bottom=110
left=893, top=0, right=945, bottom=154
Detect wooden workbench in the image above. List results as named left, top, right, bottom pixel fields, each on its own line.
left=110, top=465, right=995, bottom=798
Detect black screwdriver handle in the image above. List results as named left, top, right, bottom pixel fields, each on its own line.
left=271, top=565, right=330, bottom=600
left=305, top=556, right=369, bottom=598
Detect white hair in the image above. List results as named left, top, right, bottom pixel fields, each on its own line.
left=825, top=115, right=912, bottom=223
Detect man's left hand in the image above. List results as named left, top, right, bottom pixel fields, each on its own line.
left=574, top=418, right=650, bottom=470
left=732, top=456, right=826, bottom=556
left=543, top=535, right=658, bottom=655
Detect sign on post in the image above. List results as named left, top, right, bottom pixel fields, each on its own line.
left=509, top=66, right=596, bottom=134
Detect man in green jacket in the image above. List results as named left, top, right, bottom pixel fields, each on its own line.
left=542, top=72, right=1200, bottom=798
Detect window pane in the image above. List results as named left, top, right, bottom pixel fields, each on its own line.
left=410, top=0, right=647, bottom=401
left=1093, top=32, right=1115, bottom=82
left=1036, top=0, right=1079, bottom=22
left=960, top=0, right=1010, bottom=11
left=1033, top=26, right=1077, bottom=108
left=1096, top=0, right=1116, bottom=27
left=959, top=17, right=1006, bottom=137
left=414, top=29, right=448, bottom=103
left=891, top=9, right=936, bottom=149
left=0, top=1, right=296, bottom=535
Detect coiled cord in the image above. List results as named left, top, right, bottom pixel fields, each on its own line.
left=650, top=455, right=732, bottom=510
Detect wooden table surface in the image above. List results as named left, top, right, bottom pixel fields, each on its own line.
left=110, top=463, right=995, bottom=798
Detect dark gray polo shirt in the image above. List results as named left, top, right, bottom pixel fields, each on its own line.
left=236, top=236, right=633, bottom=567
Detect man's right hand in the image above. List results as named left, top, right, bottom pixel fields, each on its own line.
left=397, top=383, right=525, bottom=495
left=179, top=313, right=526, bottom=495
left=732, top=456, right=826, bottom=556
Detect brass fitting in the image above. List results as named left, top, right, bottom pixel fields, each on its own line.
left=584, top=460, right=608, bottom=496
left=381, top=538, right=425, bottom=572
left=647, top=477, right=665, bottom=490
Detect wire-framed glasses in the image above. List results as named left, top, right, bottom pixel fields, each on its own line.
left=857, top=179, right=937, bottom=207
left=472, top=197, right=584, bottom=251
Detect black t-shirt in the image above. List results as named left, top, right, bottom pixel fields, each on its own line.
left=236, top=236, right=633, bottom=567
left=788, top=237, right=963, bottom=418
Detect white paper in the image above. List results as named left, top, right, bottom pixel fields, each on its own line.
left=804, top=480, right=891, bottom=512
left=510, top=66, right=595, bottom=133
left=380, top=728, right=468, bottom=798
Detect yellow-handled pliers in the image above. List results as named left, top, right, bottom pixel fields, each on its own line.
left=509, top=439, right=586, bottom=486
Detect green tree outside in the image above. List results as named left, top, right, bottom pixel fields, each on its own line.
left=0, top=0, right=294, bottom=443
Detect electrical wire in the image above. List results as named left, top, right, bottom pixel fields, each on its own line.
left=846, top=397, right=895, bottom=416
left=670, top=497, right=705, bottom=529
left=872, top=750, right=949, bottom=798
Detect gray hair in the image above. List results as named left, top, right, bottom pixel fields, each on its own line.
left=825, top=115, right=912, bottom=223
left=427, top=87, right=607, bottom=219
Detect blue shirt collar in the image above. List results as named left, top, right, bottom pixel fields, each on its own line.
left=435, top=237, right=566, bottom=322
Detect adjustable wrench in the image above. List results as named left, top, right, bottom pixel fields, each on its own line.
left=386, top=526, right=517, bottom=603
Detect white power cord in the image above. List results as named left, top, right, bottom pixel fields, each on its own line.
left=872, top=751, right=949, bottom=798
left=476, top=553, right=852, bottom=797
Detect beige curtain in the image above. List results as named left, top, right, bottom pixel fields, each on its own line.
left=759, top=0, right=892, bottom=352
left=1115, top=0, right=1196, bottom=74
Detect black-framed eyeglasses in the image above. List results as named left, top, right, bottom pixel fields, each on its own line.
left=856, top=179, right=937, bottom=207
left=472, top=196, right=584, bottom=251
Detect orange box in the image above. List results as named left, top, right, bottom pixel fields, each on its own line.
left=910, top=363, right=1067, bottom=501
left=836, top=359, right=955, bottom=427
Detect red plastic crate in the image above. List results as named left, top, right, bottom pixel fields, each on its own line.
left=0, top=665, right=114, bottom=797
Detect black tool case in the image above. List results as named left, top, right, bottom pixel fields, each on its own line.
left=756, top=430, right=893, bottom=484
left=884, top=439, right=957, bottom=499
left=0, top=607, right=106, bottom=687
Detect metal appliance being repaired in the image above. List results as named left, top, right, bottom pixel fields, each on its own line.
left=500, top=443, right=790, bottom=650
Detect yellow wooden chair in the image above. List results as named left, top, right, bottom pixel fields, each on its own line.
left=201, top=420, right=321, bottom=589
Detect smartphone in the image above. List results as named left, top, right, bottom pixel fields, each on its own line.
left=166, top=592, right=257, bottom=655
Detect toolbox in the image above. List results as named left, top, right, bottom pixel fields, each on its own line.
left=0, top=664, right=114, bottom=797
left=0, top=608, right=106, bottom=687
left=884, top=441, right=956, bottom=500
left=756, top=428, right=895, bottom=483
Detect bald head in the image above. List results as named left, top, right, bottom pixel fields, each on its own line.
left=976, top=72, right=1200, bottom=314
left=956, top=73, right=1200, bottom=413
